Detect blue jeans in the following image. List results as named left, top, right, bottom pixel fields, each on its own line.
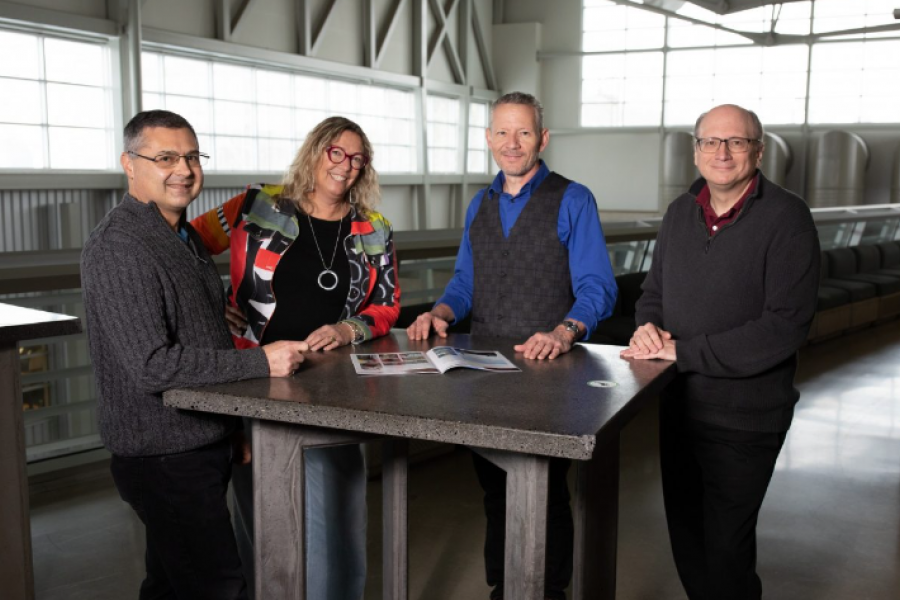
left=232, top=421, right=367, bottom=600
left=110, top=439, right=248, bottom=600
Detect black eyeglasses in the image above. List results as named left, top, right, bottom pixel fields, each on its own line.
left=694, top=137, right=760, bottom=154
left=128, top=151, right=210, bottom=168
left=325, top=146, right=369, bottom=170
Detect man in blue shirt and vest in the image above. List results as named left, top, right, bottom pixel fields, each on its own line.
left=407, top=91, right=617, bottom=600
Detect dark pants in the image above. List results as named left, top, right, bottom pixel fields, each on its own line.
left=111, top=439, right=248, bottom=600
left=660, top=400, right=787, bottom=600
left=472, top=452, right=574, bottom=600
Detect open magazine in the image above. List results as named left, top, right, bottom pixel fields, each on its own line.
left=351, top=346, right=520, bottom=376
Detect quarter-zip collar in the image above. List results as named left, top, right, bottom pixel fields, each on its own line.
left=687, top=170, right=763, bottom=252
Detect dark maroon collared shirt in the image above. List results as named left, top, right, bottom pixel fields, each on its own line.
left=695, top=174, right=759, bottom=236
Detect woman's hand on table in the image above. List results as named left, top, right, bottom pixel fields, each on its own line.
left=305, top=323, right=352, bottom=352
left=225, top=304, right=248, bottom=337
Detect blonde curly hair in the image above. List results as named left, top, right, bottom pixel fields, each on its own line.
left=280, top=116, right=380, bottom=217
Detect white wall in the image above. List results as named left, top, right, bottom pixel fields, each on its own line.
left=492, top=23, right=541, bottom=97
left=543, top=131, right=662, bottom=212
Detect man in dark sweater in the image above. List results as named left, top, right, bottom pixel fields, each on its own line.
left=407, top=92, right=617, bottom=600
left=622, top=104, right=820, bottom=600
left=81, top=110, right=308, bottom=600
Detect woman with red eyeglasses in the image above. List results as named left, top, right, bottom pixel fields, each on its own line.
left=193, top=116, right=400, bottom=599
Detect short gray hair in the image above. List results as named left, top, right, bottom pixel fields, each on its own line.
left=123, top=110, right=197, bottom=153
left=490, top=91, right=544, bottom=133
left=694, top=105, right=765, bottom=141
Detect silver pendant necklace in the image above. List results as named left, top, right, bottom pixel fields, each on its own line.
left=307, top=211, right=343, bottom=291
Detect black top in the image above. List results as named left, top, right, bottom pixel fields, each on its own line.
left=262, top=213, right=351, bottom=344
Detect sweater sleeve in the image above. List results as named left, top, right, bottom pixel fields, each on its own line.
left=82, top=235, right=270, bottom=394
left=190, top=191, right=247, bottom=255
left=634, top=209, right=669, bottom=329
left=352, top=217, right=401, bottom=339
left=676, top=208, right=820, bottom=378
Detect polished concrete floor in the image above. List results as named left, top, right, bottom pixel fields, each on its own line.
left=29, top=321, right=900, bottom=599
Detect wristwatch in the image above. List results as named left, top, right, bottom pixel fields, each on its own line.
left=342, top=320, right=366, bottom=345
left=561, top=320, right=582, bottom=340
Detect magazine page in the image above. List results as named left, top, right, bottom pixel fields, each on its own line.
left=426, top=347, right=520, bottom=373
left=351, top=351, right=440, bottom=375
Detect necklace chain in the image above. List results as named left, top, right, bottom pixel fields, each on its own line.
left=307, top=212, right=343, bottom=291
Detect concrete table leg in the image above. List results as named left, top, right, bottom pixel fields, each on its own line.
left=473, top=447, right=549, bottom=600
left=382, top=438, right=409, bottom=600
left=572, top=434, right=620, bottom=600
left=0, top=341, right=34, bottom=600
left=252, top=419, right=372, bottom=600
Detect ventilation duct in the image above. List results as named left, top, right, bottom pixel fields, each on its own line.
left=807, top=131, right=869, bottom=208
left=759, top=133, right=792, bottom=188
left=659, top=131, right=697, bottom=212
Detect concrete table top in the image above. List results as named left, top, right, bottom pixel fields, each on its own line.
left=0, top=302, right=81, bottom=343
left=1, top=302, right=81, bottom=600
left=165, top=332, right=675, bottom=460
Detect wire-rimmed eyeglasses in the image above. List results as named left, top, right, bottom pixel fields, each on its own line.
left=128, top=151, right=210, bottom=168
left=694, top=137, right=760, bottom=154
left=325, top=145, right=369, bottom=170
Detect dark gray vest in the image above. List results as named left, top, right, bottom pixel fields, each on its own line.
left=470, top=172, right=574, bottom=338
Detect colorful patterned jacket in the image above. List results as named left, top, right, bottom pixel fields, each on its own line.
left=192, top=184, right=401, bottom=349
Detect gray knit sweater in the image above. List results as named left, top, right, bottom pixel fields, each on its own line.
left=82, top=194, right=270, bottom=457
left=636, top=173, right=820, bottom=433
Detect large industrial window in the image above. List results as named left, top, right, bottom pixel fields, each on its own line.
left=581, top=0, right=900, bottom=128
left=426, top=94, right=461, bottom=173
left=0, top=29, right=114, bottom=170
left=808, top=40, right=900, bottom=124
left=467, top=101, right=490, bottom=173
left=142, top=51, right=418, bottom=173
left=664, top=45, right=809, bottom=126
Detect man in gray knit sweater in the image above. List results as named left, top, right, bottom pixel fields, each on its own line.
left=622, top=104, right=820, bottom=600
left=81, top=110, right=307, bottom=600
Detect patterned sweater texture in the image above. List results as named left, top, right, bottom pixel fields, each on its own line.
left=81, top=194, right=270, bottom=457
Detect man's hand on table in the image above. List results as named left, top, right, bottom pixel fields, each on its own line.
left=406, top=304, right=455, bottom=340
left=263, top=340, right=310, bottom=377
left=514, top=322, right=582, bottom=360
left=620, top=322, right=677, bottom=361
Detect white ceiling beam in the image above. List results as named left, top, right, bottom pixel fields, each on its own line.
left=427, top=0, right=464, bottom=84
left=310, top=0, right=340, bottom=57
left=230, top=0, right=258, bottom=38
left=297, top=0, right=311, bottom=55
left=471, top=0, right=496, bottom=91
left=375, top=0, right=409, bottom=70
left=458, top=0, right=470, bottom=84
left=363, top=0, right=376, bottom=67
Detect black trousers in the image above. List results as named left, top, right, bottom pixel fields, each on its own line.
left=111, top=439, right=248, bottom=600
left=660, top=400, right=787, bottom=600
left=472, top=452, right=574, bottom=600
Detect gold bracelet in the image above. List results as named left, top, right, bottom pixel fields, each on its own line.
left=341, top=320, right=365, bottom=344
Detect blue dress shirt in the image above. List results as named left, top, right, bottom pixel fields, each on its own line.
left=436, top=161, right=617, bottom=338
